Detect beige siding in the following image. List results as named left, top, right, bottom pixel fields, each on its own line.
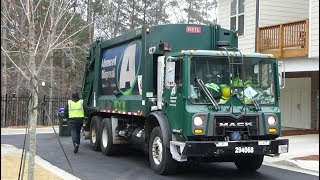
left=309, top=0, right=319, bottom=58
left=259, top=0, right=309, bottom=27
left=217, top=0, right=256, bottom=53
left=217, top=0, right=229, bottom=28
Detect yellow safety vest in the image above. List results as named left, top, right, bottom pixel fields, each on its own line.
left=68, top=99, right=84, bottom=118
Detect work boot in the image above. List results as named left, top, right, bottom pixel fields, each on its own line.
left=74, top=143, right=79, bottom=154
left=73, top=142, right=79, bottom=154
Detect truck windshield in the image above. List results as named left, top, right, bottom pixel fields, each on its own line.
left=189, top=56, right=276, bottom=105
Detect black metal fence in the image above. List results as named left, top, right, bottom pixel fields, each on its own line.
left=1, top=95, right=68, bottom=127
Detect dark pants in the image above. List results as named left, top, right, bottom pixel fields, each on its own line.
left=69, top=119, right=83, bottom=145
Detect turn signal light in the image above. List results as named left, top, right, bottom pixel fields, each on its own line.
left=268, top=128, right=277, bottom=133
left=194, top=129, right=203, bottom=134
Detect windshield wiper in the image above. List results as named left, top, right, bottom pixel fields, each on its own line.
left=196, top=78, right=220, bottom=111
left=252, top=98, right=261, bottom=111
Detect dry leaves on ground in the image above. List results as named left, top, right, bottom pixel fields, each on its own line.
left=1, top=154, right=62, bottom=180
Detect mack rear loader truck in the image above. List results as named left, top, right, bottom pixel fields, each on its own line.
left=81, top=24, right=289, bottom=174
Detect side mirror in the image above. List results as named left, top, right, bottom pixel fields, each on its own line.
left=254, top=65, right=259, bottom=74
left=165, top=60, right=176, bottom=88
left=278, top=61, right=285, bottom=89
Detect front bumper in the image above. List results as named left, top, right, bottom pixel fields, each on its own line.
left=170, top=139, right=289, bottom=161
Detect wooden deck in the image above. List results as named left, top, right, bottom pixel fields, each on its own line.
left=257, top=19, right=309, bottom=59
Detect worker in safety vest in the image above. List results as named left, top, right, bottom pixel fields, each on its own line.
left=64, top=92, right=87, bottom=154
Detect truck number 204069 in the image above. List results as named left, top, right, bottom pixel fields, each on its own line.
left=235, top=147, right=254, bottom=153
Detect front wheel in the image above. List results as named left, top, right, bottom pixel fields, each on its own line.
left=234, top=155, right=264, bottom=172
left=149, top=126, right=177, bottom=175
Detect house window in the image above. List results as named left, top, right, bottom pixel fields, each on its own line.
left=230, top=0, right=244, bottom=36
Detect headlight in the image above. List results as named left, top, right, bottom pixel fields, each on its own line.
left=193, top=116, right=203, bottom=126
left=267, top=116, right=276, bottom=125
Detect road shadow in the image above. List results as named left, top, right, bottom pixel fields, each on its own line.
left=2, top=133, right=316, bottom=180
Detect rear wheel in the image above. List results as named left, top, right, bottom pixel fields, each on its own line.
left=234, top=155, right=264, bottom=172
left=149, top=126, right=177, bottom=175
left=100, top=118, right=116, bottom=155
left=90, top=116, right=102, bottom=151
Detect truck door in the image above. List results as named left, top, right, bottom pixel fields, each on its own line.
left=162, top=58, right=184, bottom=130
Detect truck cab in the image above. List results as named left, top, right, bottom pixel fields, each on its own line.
left=149, top=48, right=288, bottom=172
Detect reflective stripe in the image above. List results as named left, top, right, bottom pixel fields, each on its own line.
left=68, top=99, right=84, bottom=118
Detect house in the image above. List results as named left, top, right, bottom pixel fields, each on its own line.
left=217, top=0, right=319, bottom=130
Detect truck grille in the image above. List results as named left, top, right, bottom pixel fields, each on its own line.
left=214, top=115, right=259, bottom=136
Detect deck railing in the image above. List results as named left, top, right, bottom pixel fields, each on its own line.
left=257, top=19, right=309, bottom=58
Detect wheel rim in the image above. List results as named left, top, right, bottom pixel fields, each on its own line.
left=102, top=127, right=108, bottom=148
left=91, top=126, right=96, bottom=143
left=152, top=136, right=163, bottom=165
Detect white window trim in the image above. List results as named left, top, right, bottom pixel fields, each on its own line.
left=229, top=0, right=245, bottom=37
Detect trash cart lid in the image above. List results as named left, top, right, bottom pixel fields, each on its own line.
left=58, top=107, right=64, bottom=113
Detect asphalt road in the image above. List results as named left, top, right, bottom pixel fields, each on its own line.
left=1, top=133, right=318, bottom=180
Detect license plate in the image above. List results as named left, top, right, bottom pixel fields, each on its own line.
left=278, top=145, right=288, bottom=154
left=235, top=147, right=254, bottom=153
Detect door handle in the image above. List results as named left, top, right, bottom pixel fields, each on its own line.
left=297, top=104, right=301, bottom=110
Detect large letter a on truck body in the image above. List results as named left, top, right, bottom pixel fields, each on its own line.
left=119, top=43, right=136, bottom=90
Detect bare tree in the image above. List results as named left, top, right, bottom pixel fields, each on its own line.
left=87, top=0, right=93, bottom=44
left=1, top=0, right=8, bottom=97
left=1, top=0, right=90, bottom=178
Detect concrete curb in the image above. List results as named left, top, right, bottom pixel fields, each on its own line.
left=1, top=144, right=81, bottom=180
left=288, top=159, right=319, bottom=172
left=263, top=161, right=319, bottom=176
left=263, top=159, right=319, bottom=176
left=1, top=126, right=59, bottom=135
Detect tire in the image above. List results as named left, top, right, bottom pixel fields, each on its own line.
left=234, top=155, right=264, bottom=172
left=90, top=116, right=102, bottom=151
left=100, top=118, right=116, bottom=156
left=149, top=126, right=177, bottom=175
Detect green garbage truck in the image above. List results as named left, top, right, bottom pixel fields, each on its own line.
left=81, top=24, right=289, bottom=174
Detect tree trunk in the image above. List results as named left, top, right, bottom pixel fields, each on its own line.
left=187, top=2, right=191, bottom=23
left=1, top=0, right=7, bottom=97
left=87, top=0, right=93, bottom=44
left=48, top=2, right=56, bottom=125
left=49, top=52, right=54, bottom=125
left=113, top=0, right=122, bottom=38
left=28, top=77, right=38, bottom=180
left=61, top=50, right=66, bottom=96
left=130, top=1, right=135, bottom=30
left=27, top=0, right=38, bottom=178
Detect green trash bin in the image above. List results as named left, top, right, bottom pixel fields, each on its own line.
left=57, top=108, right=71, bottom=136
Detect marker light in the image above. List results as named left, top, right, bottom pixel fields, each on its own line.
left=194, top=129, right=203, bottom=134
left=268, top=128, right=277, bottom=133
